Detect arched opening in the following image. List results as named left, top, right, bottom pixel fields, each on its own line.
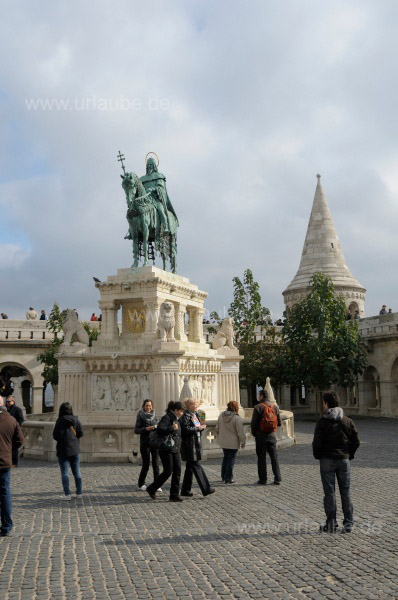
left=362, top=366, right=380, bottom=409
left=348, top=302, right=359, bottom=318
left=0, top=363, right=33, bottom=413
left=21, top=380, right=32, bottom=414
left=390, top=357, right=398, bottom=410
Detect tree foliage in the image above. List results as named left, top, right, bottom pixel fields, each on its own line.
left=281, top=272, right=367, bottom=395
left=227, top=270, right=281, bottom=398
left=37, top=303, right=64, bottom=386
left=228, top=269, right=272, bottom=345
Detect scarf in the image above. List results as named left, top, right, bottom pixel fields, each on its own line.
left=139, top=409, right=157, bottom=427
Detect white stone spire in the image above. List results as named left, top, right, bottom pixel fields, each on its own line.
left=283, top=175, right=366, bottom=315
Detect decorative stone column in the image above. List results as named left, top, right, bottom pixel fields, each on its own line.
left=187, top=307, right=195, bottom=342
left=32, top=385, right=43, bottom=414
left=99, top=301, right=120, bottom=341
left=175, top=303, right=188, bottom=341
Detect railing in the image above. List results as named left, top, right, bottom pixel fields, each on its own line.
left=0, top=320, right=56, bottom=341
left=358, top=313, right=398, bottom=338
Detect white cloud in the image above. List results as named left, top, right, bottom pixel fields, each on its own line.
left=0, top=0, right=397, bottom=319
left=0, top=244, right=30, bottom=269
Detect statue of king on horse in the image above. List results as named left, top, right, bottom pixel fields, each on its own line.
left=118, top=151, right=179, bottom=273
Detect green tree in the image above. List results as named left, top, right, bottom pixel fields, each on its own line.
left=228, top=270, right=278, bottom=403
left=228, top=269, right=272, bottom=345
left=37, top=303, right=64, bottom=386
left=281, top=272, right=367, bottom=412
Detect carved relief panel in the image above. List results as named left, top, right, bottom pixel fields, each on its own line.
left=178, top=374, right=216, bottom=406
left=91, top=374, right=151, bottom=412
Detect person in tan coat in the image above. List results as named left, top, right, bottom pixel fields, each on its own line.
left=216, top=401, right=245, bottom=483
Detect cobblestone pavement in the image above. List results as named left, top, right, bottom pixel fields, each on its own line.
left=1, top=417, right=398, bottom=599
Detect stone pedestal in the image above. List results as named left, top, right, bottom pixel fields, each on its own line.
left=26, top=266, right=271, bottom=462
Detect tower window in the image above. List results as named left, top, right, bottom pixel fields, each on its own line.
left=331, top=243, right=334, bottom=248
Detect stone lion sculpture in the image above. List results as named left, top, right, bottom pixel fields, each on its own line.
left=62, top=309, right=89, bottom=345
left=212, top=317, right=236, bottom=350
left=158, top=301, right=175, bottom=342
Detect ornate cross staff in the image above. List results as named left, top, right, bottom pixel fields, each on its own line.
left=117, top=150, right=126, bottom=175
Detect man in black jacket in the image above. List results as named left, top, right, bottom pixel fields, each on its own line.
left=251, top=389, right=282, bottom=485
left=312, top=391, right=360, bottom=533
left=5, top=396, right=24, bottom=466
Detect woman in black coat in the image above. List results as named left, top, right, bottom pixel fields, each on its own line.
left=52, top=402, right=83, bottom=500
left=134, top=399, right=159, bottom=490
left=146, top=401, right=185, bottom=502
left=180, top=398, right=215, bottom=497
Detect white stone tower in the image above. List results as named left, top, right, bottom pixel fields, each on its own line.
left=283, top=175, right=366, bottom=316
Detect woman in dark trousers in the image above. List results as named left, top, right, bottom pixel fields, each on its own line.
left=52, top=402, right=83, bottom=500
left=134, top=399, right=159, bottom=491
left=146, top=401, right=185, bottom=502
left=180, top=398, right=215, bottom=497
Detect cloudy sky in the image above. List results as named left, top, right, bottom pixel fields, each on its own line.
left=1, top=0, right=397, bottom=320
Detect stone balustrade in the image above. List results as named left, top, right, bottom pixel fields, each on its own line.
left=358, top=313, right=398, bottom=338
left=22, top=410, right=295, bottom=462
left=0, top=320, right=56, bottom=342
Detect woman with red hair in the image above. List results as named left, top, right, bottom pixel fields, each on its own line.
left=216, top=401, right=245, bottom=483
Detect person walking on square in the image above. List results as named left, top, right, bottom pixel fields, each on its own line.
left=313, top=391, right=360, bottom=533
left=251, top=389, right=282, bottom=485
left=146, top=401, right=185, bottom=502
left=180, top=398, right=215, bottom=497
left=216, top=400, right=245, bottom=483
left=52, top=402, right=83, bottom=500
left=0, top=396, right=24, bottom=536
left=134, top=399, right=160, bottom=491
left=5, top=396, right=24, bottom=467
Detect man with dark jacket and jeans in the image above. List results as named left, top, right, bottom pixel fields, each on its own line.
left=313, top=391, right=360, bottom=533
left=251, top=389, right=282, bottom=485
left=0, top=396, right=24, bottom=536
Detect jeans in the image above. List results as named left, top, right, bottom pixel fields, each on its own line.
left=320, top=458, right=353, bottom=526
left=255, top=434, right=281, bottom=483
left=138, top=445, right=159, bottom=487
left=147, top=450, right=181, bottom=498
left=0, top=468, right=12, bottom=534
left=221, top=449, right=238, bottom=482
left=58, top=455, right=82, bottom=496
left=181, top=460, right=212, bottom=495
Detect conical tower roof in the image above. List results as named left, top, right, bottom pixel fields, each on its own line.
left=283, top=175, right=365, bottom=294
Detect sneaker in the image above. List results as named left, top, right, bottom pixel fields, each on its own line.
left=61, top=495, right=72, bottom=501
left=169, top=496, right=184, bottom=502
left=341, top=524, right=353, bottom=534
left=139, top=485, right=147, bottom=491
left=273, top=480, right=281, bottom=486
left=158, top=488, right=162, bottom=492
left=257, top=480, right=267, bottom=485
left=146, top=489, right=156, bottom=500
left=204, top=488, right=216, bottom=496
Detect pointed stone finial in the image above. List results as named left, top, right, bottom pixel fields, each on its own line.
left=316, top=173, right=321, bottom=180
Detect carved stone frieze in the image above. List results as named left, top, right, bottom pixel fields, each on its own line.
left=180, top=359, right=221, bottom=373
left=179, top=374, right=216, bottom=406
left=86, top=357, right=152, bottom=373
left=91, top=374, right=151, bottom=412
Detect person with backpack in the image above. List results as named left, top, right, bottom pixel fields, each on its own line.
left=312, top=391, right=360, bottom=533
left=251, top=389, right=282, bottom=485
left=52, top=402, right=83, bottom=500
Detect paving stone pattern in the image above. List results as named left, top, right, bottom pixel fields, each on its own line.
left=1, top=418, right=398, bottom=599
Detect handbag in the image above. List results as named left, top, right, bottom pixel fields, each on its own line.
left=149, top=430, right=175, bottom=451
